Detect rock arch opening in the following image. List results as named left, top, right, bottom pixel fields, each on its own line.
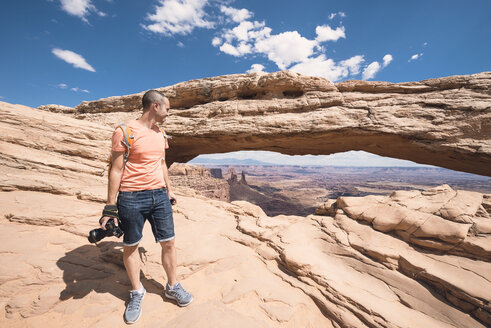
left=179, top=150, right=491, bottom=217
left=166, top=129, right=490, bottom=178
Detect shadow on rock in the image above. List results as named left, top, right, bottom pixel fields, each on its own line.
left=56, top=241, right=168, bottom=303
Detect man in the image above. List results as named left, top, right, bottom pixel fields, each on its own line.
left=100, top=90, right=193, bottom=324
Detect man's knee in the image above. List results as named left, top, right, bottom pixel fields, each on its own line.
left=160, top=238, right=175, bottom=250
left=123, top=244, right=139, bottom=256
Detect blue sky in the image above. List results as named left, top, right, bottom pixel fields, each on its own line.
left=1, top=0, right=490, bottom=167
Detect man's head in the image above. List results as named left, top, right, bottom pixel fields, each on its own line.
left=142, top=90, right=169, bottom=122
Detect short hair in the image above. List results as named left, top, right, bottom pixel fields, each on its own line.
left=142, top=90, right=165, bottom=111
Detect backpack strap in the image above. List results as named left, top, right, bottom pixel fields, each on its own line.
left=100, top=124, right=134, bottom=176
left=119, top=124, right=134, bottom=161
left=157, top=126, right=170, bottom=150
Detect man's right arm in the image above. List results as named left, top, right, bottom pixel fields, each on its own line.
left=100, top=151, right=125, bottom=229
left=107, top=151, right=125, bottom=205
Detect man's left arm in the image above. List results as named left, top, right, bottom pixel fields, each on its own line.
left=162, top=159, right=176, bottom=203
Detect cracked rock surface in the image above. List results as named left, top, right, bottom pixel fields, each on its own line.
left=2, top=79, right=490, bottom=327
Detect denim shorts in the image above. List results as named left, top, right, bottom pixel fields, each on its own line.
left=117, top=188, right=175, bottom=246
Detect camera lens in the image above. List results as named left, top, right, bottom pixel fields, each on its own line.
left=88, top=228, right=106, bottom=243
left=88, top=218, right=123, bottom=243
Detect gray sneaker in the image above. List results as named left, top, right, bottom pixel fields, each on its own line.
left=165, top=282, right=193, bottom=307
left=124, top=288, right=146, bottom=324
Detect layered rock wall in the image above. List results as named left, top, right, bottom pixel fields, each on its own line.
left=169, top=163, right=229, bottom=202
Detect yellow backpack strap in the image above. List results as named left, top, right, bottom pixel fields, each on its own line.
left=125, top=125, right=134, bottom=150
left=100, top=153, right=112, bottom=176
left=101, top=124, right=133, bottom=176
left=119, top=124, right=134, bottom=162
left=157, top=126, right=169, bottom=149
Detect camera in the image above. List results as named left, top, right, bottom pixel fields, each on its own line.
left=88, top=217, right=124, bottom=243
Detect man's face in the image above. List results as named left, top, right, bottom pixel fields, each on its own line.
left=156, top=97, right=170, bottom=123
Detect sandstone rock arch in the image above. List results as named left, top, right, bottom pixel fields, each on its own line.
left=75, top=71, right=491, bottom=176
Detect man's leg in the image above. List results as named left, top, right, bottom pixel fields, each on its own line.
left=151, top=188, right=192, bottom=306
left=161, top=238, right=193, bottom=307
left=160, top=239, right=177, bottom=286
left=123, top=244, right=141, bottom=290
left=118, top=190, right=150, bottom=323
left=123, top=243, right=146, bottom=324
left=118, top=191, right=146, bottom=291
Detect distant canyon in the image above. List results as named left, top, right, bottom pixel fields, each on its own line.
left=170, top=163, right=491, bottom=217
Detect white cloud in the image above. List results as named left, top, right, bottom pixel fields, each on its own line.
left=52, top=48, right=96, bottom=72
left=409, top=53, right=423, bottom=62
left=212, top=8, right=360, bottom=81
left=59, top=0, right=105, bottom=23
left=362, top=61, right=381, bottom=80
left=215, top=8, right=331, bottom=70
left=236, top=43, right=252, bottom=55
left=423, top=42, right=428, bottom=46
left=69, top=87, right=90, bottom=93
left=219, top=43, right=240, bottom=56
left=288, top=54, right=369, bottom=82
left=227, top=21, right=254, bottom=41
left=290, top=55, right=345, bottom=81
left=209, top=4, right=374, bottom=82
left=382, top=54, right=393, bottom=67
left=211, top=37, right=221, bottom=46
left=55, top=83, right=89, bottom=92
left=315, top=25, right=346, bottom=42
left=290, top=54, right=364, bottom=82
left=219, top=42, right=251, bottom=57
left=255, top=31, right=318, bottom=69
left=220, top=20, right=266, bottom=44
left=246, top=64, right=265, bottom=73
left=328, top=12, right=346, bottom=20
left=143, top=0, right=214, bottom=36
left=213, top=19, right=270, bottom=59
left=220, top=5, right=252, bottom=23
left=340, top=55, right=364, bottom=75
left=246, top=23, right=270, bottom=40
left=177, top=41, right=185, bottom=47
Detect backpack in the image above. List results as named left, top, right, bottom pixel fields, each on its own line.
left=101, top=123, right=169, bottom=176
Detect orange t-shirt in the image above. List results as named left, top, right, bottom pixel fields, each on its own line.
left=111, top=120, right=168, bottom=191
